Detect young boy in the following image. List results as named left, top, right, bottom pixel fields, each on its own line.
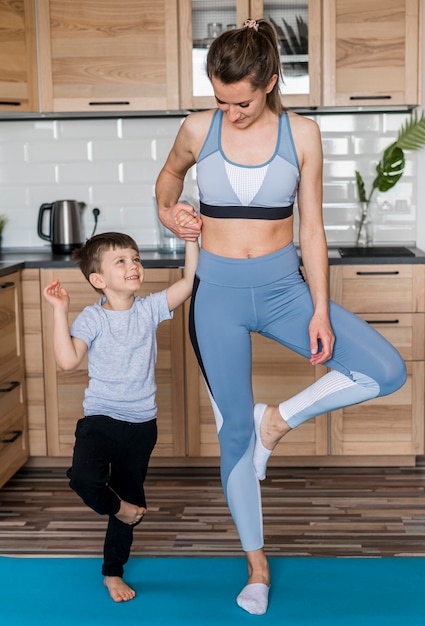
left=43, top=230, right=199, bottom=603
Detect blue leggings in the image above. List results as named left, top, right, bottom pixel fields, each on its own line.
left=189, top=243, right=407, bottom=552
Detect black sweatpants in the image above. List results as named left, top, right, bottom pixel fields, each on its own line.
left=67, top=414, right=157, bottom=577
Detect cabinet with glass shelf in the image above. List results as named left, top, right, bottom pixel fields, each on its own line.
left=179, top=0, right=321, bottom=110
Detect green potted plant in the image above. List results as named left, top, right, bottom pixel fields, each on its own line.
left=0, top=214, right=8, bottom=249
left=355, top=111, right=425, bottom=245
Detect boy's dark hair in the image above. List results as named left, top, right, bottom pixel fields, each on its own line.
left=72, top=232, right=139, bottom=294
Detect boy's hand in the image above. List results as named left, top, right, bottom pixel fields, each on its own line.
left=43, top=279, right=70, bottom=312
left=163, top=203, right=202, bottom=241
left=175, top=206, right=200, bottom=226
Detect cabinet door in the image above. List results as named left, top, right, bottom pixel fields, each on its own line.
left=0, top=272, right=29, bottom=487
left=0, top=0, right=39, bottom=112
left=329, top=264, right=425, bottom=460
left=38, top=0, right=180, bottom=112
left=322, top=0, right=420, bottom=107
left=180, top=0, right=321, bottom=110
left=330, top=361, right=424, bottom=457
left=40, top=268, right=186, bottom=458
left=21, top=269, right=47, bottom=456
left=0, top=273, right=24, bottom=380
left=185, top=300, right=328, bottom=459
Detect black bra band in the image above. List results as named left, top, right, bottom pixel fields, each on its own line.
left=199, top=201, right=293, bottom=220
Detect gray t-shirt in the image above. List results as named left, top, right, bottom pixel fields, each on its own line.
left=70, top=291, right=172, bottom=423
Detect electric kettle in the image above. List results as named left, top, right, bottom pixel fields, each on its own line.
left=37, top=200, right=86, bottom=254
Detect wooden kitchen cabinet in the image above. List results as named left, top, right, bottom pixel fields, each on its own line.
left=329, top=264, right=425, bottom=460
left=322, top=0, right=421, bottom=107
left=0, top=272, right=29, bottom=488
left=184, top=302, right=329, bottom=459
left=21, top=269, right=47, bottom=456
left=0, top=0, right=39, bottom=112
left=179, top=0, right=321, bottom=110
left=20, top=260, right=425, bottom=467
left=37, top=0, right=180, bottom=112
left=39, top=268, right=186, bottom=458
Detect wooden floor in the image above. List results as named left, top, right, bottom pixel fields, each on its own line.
left=1, top=463, right=425, bottom=558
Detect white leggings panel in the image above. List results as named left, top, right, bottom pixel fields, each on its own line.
left=280, top=370, right=379, bottom=428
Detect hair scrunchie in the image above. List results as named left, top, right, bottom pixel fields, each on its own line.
left=244, top=19, right=259, bottom=31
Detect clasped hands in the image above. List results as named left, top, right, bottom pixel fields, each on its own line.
left=168, top=202, right=202, bottom=242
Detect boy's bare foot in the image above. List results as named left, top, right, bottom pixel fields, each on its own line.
left=115, top=500, right=146, bottom=525
left=104, top=576, right=136, bottom=602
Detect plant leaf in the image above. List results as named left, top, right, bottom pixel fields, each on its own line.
left=353, top=111, right=425, bottom=205
left=355, top=171, right=367, bottom=202
left=395, top=111, right=425, bottom=151
left=372, top=144, right=405, bottom=193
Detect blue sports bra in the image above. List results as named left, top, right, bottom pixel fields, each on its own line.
left=196, top=109, right=300, bottom=220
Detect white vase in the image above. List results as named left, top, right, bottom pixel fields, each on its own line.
left=355, top=202, right=374, bottom=247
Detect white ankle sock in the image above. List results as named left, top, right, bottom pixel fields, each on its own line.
left=253, top=403, right=272, bottom=481
left=236, top=583, right=270, bottom=615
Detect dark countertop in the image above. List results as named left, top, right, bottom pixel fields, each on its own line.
left=0, top=245, right=424, bottom=278
left=0, top=247, right=185, bottom=278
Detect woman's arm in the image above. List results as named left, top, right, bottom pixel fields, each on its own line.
left=165, top=239, right=199, bottom=311
left=43, top=280, right=88, bottom=370
left=294, top=116, right=335, bottom=365
left=155, top=114, right=203, bottom=241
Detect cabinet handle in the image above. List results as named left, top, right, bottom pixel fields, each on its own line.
left=0, top=281, right=15, bottom=289
left=349, top=95, right=392, bottom=100
left=0, top=101, right=21, bottom=106
left=2, top=430, right=22, bottom=444
left=0, top=381, right=20, bottom=393
left=89, top=101, right=130, bottom=106
left=355, top=271, right=399, bottom=276
left=366, top=320, right=399, bottom=325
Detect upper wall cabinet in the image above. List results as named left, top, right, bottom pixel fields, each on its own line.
left=322, top=0, right=421, bottom=107
left=37, top=0, right=180, bottom=112
left=179, top=0, right=321, bottom=110
left=0, top=0, right=39, bottom=112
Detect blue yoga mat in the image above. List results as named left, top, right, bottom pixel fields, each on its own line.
left=1, top=556, right=424, bottom=625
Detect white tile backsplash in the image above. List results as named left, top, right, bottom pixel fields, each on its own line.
left=0, top=112, right=418, bottom=248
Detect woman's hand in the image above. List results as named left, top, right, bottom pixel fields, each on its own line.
left=161, top=202, right=202, bottom=242
left=308, top=312, right=335, bottom=365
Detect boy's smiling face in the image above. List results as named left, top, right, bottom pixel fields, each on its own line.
left=90, top=246, right=144, bottom=296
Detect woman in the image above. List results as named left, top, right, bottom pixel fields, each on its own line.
left=155, top=19, right=406, bottom=615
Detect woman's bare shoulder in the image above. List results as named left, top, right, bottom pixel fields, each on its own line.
left=180, top=109, right=216, bottom=155
left=286, top=110, right=320, bottom=138
left=286, top=111, right=322, bottom=167
left=182, top=109, right=216, bottom=135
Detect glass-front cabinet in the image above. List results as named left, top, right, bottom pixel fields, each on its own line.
left=178, top=0, right=321, bottom=110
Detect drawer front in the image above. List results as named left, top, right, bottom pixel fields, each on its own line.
left=0, top=378, right=24, bottom=421
left=0, top=412, right=25, bottom=454
left=341, top=265, right=414, bottom=313
left=359, top=313, right=424, bottom=361
left=0, top=278, right=20, bottom=372
left=0, top=413, right=28, bottom=488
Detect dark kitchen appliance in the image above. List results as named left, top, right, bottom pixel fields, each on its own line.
left=37, top=200, right=86, bottom=254
left=338, top=246, right=415, bottom=258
